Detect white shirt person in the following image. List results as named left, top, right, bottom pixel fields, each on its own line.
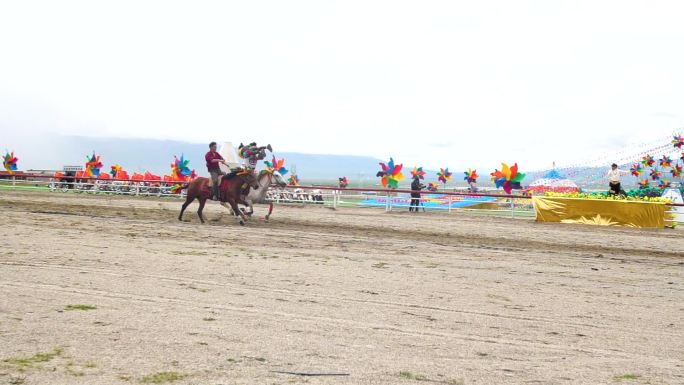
left=606, top=163, right=629, bottom=194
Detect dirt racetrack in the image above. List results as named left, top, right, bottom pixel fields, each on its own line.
left=0, top=190, right=682, bottom=385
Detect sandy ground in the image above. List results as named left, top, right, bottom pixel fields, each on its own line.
left=0, top=190, right=682, bottom=385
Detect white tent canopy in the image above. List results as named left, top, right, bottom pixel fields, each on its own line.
left=218, top=142, right=241, bottom=172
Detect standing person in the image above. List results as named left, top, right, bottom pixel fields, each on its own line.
left=409, top=175, right=424, bottom=212
left=606, top=163, right=628, bottom=195
left=205, top=142, right=228, bottom=200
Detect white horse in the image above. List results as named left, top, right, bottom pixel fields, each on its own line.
left=239, top=169, right=288, bottom=221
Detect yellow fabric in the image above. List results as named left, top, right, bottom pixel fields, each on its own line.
left=532, top=196, right=667, bottom=228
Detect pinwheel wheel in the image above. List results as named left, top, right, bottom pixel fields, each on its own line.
left=427, top=182, right=438, bottom=192
left=672, top=134, right=683, bottom=149
left=658, top=179, right=671, bottom=189
left=171, top=154, right=196, bottom=181
left=649, top=168, right=662, bottom=181
left=464, top=168, right=478, bottom=184
left=490, top=162, right=525, bottom=194
left=410, top=166, right=426, bottom=180
left=639, top=179, right=650, bottom=189
left=264, top=156, right=288, bottom=175
left=641, top=155, right=655, bottom=167
left=376, top=158, right=404, bottom=189
left=110, top=164, right=123, bottom=177
left=84, top=152, right=102, bottom=177
left=3, top=151, right=18, bottom=174
left=659, top=155, right=672, bottom=168
left=671, top=164, right=682, bottom=178
left=288, top=174, right=300, bottom=186
left=630, top=163, right=642, bottom=177
left=437, top=168, right=452, bottom=184
left=338, top=176, right=349, bottom=188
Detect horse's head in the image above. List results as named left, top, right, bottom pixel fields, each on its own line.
left=260, top=168, right=288, bottom=188
left=271, top=171, right=288, bottom=188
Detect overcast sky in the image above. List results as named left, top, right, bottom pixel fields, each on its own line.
left=1, top=0, right=683, bottom=171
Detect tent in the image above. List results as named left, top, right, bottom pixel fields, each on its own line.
left=528, top=169, right=579, bottom=194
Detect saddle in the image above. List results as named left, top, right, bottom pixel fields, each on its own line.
left=208, top=169, right=253, bottom=202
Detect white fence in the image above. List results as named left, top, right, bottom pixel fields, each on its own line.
left=1, top=175, right=535, bottom=216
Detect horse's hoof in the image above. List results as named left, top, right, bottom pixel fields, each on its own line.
left=265, top=215, right=270, bottom=221
left=239, top=221, right=245, bottom=226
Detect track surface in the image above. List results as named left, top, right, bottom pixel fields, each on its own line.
left=0, top=191, right=682, bottom=385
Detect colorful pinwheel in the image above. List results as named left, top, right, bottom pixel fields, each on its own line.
left=630, top=163, right=642, bottom=177
left=649, top=168, right=662, bottom=181
left=671, top=164, right=682, bottom=178
left=673, top=134, right=684, bottom=149
left=264, top=156, right=288, bottom=175
left=171, top=154, right=196, bottom=181
left=288, top=174, right=300, bottom=186
left=85, top=152, right=102, bottom=177
left=659, top=155, right=672, bottom=168
left=641, top=154, right=655, bottom=167
left=464, top=168, right=478, bottom=184
left=437, top=168, right=452, bottom=184
left=377, top=158, right=404, bottom=189
left=658, top=179, right=671, bottom=189
left=3, top=151, right=18, bottom=174
left=410, top=166, right=426, bottom=180
left=110, top=164, right=123, bottom=177
left=490, top=162, right=525, bottom=194
left=427, top=182, right=438, bottom=192
left=338, top=176, right=349, bottom=188
left=639, top=179, right=650, bottom=189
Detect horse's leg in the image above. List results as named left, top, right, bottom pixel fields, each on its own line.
left=219, top=201, right=235, bottom=216
left=245, top=199, right=254, bottom=217
left=265, top=202, right=273, bottom=221
left=197, top=197, right=207, bottom=224
left=228, top=199, right=245, bottom=226
left=179, top=196, right=194, bottom=221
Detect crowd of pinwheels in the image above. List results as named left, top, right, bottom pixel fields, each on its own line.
left=628, top=134, right=684, bottom=190
left=42, top=152, right=201, bottom=194
left=374, top=157, right=524, bottom=194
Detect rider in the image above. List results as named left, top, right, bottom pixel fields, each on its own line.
left=238, top=142, right=271, bottom=171
left=237, top=142, right=271, bottom=197
left=205, top=142, right=228, bottom=200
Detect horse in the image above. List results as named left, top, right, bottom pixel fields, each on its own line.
left=239, top=169, right=288, bottom=221
left=178, top=172, right=259, bottom=226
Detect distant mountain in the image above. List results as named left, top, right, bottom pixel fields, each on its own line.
left=23, top=135, right=388, bottom=183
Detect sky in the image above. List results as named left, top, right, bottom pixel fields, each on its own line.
left=1, top=0, right=683, bottom=172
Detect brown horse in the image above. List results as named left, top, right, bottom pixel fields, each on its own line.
left=178, top=172, right=259, bottom=226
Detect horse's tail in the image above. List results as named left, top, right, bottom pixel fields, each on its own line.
left=171, top=183, right=189, bottom=194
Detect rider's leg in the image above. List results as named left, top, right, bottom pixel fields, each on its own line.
left=210, top=171, right=220, bottom=200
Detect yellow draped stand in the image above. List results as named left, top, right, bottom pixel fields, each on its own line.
left=532, top=196, right=670, bottom=228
